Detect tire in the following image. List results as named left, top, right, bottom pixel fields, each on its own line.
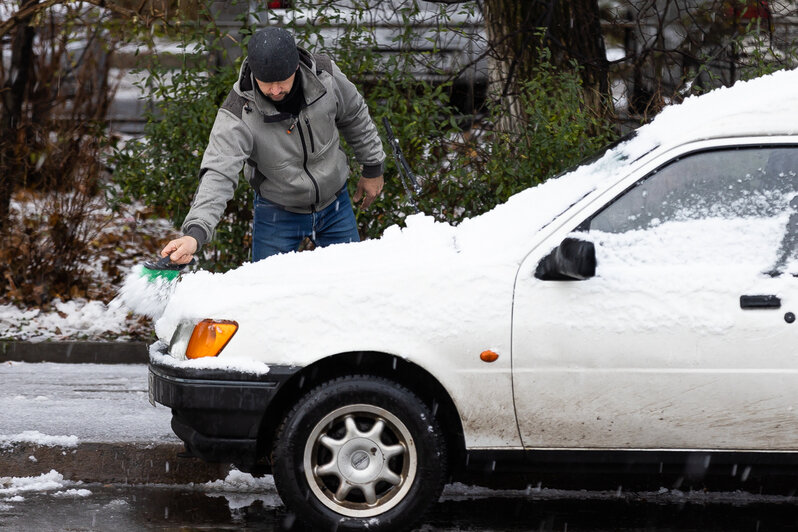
left=272, top=375, right=447, bottom=531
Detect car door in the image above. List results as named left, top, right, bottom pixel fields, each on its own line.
left=512, top=143, right=798, bottom=451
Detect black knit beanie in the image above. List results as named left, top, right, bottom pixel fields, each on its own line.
left=247, top=27, right=299, bottom=82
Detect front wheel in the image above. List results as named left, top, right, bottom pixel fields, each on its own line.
left=272, top=375, right=447, bottom=531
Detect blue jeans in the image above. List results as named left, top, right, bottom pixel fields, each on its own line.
left=252, top=188, right=360, bottom=261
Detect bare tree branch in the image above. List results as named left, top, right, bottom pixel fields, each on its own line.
left=0, top=0, right=155, bottom=39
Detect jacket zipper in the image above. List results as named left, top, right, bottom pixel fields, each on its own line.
left=304, top=116, right=315, bottom=153
left=297, top=119, right=321, bottom=206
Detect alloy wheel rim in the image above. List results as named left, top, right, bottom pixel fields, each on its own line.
left=303, top=403, right=418, bottom=517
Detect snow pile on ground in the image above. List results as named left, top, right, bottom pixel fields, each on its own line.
left=199, top=469, right=281, bottom=510
left=51, top=488, right=93, bottom=497
left=0, top=431, right=79, bottom=449
left=0, top=299, right=129, bottom=342
left=0, top=470, right=90, bottom=501
left=200, top=469, right=275, bottom=493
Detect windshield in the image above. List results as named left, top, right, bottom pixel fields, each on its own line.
left=453, top=131, right=656, bottom=260
left=555, top=131, right=640, bottom=181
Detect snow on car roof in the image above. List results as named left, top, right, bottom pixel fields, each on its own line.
left=631, top=67, right=798, bottom=158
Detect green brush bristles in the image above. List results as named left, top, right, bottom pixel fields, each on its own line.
left=116, top=263, right=182, bottom=319
left=141, top=267, right=181, bottom=282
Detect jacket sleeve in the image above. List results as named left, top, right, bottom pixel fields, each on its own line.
left=330, top=61, right=386, bottom=178
left=181, top=105, right=254, bottom=248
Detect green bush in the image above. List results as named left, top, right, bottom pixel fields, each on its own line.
left=481, top=50, right=616, bottom=203
left=406, top=49, right=617, bottom=228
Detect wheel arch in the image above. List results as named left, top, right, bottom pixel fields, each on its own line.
left=256, top=351, right=466, bottom=477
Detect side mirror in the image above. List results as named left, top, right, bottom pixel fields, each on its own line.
left=535, top=237, right=596, bottom=281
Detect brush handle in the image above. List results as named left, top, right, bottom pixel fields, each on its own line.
left=156, top=256, right=175, bottom=268
left=144, top=256, right=195, bottom=271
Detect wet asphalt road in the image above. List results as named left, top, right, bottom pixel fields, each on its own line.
left=2, top=484, right=798, bottom=531
left=2, top=362, right=798, bottom=530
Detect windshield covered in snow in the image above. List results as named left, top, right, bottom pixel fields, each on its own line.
left=453, top=131, right=651, bottom=257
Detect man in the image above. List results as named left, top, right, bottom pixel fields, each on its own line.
left=161, top=27, right=386, bottom=264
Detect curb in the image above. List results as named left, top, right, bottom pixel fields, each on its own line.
left=1, top=442, right=232, bottom=484
left=0, top=341, right=149, bottom=364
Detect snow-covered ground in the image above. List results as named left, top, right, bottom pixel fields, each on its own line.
left=0, top=300, right=131, bottom=343
left=0, top=362, right=175, bottom=443
left=1, top=200, right=178, bottom=343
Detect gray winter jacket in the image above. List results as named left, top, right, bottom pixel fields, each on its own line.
left=182, top=48, right=386, bottom=248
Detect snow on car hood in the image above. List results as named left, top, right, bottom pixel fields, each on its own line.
left=152, top=149, right=624, bottom=363
left=148, top=68, right=798, bottom=364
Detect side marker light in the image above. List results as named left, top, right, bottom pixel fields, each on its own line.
left=480, top=350, right=499, bottom=363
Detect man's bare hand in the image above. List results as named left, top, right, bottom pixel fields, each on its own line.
left=352, top=175, right=384, bottom=209
left=160, top=236, right=198, bottom=265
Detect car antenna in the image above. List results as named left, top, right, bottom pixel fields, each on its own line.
left=382, top=117, right=422, bottom=214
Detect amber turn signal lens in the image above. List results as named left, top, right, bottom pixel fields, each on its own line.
left=186, top=319, right=238, bottom=359
left=480, top=350, right=499, bottom=363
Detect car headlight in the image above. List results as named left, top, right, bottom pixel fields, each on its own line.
left=168, top=320, right=196, bottom=360
left=169, top=319, right=238, bottom=360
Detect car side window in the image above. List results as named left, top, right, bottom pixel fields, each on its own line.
left=588, top=147, right=798, bottom=234
left=581, top=146, right=798, bottom=276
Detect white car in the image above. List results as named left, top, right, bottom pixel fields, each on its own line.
left=148, top=69, right=798, bottom=531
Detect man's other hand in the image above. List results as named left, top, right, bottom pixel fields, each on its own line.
left=160, top=236, right=198, bottom=265
left=353, top=175, right=384, bottom=209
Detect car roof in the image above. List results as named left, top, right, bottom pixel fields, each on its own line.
left=618, top=68, right=798, bottom=162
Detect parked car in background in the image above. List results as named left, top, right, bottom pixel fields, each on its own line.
left=148, top=69, right=797, bottom=531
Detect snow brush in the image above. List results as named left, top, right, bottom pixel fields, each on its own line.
left=141, top=256, right=195, bottom=282
left=115, top=256, right=195, bottom=319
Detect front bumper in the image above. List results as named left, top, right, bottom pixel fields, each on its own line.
left=149, top=353, right=300, bottom=468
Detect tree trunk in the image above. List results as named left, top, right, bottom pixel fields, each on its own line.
left=482, top=0, right=539, bottom=133
left=481, top=0, right=611, bottom=133
left=547, top=0, right=611, bottom=119
left=0, top=0, right=37, bottom=231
